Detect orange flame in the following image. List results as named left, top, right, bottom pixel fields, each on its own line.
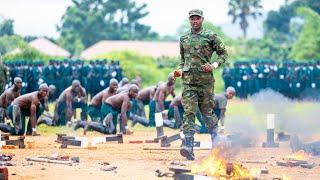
left=191, top=148, right=252, bottom=178
left=284, top=150, right=310, bottom=161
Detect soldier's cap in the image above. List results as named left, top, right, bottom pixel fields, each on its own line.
left=189, top=9, right=203, bottom=17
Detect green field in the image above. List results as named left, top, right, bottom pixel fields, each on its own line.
left=37, top=99, right=320, bottom=136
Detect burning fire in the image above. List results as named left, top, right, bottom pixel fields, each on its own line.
left=191, top=148, right=252, bottom=178
left=284, top=150, right=310, bottom=161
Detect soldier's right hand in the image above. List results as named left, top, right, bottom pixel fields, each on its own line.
left=173, top=69, right=182, bottom=79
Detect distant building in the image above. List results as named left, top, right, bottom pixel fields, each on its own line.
left=7, top=37, right=70, bottom=57
left=81, top=40, right=179, bottom=59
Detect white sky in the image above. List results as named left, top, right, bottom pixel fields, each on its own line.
left=0, top=0, right=285, bottom=38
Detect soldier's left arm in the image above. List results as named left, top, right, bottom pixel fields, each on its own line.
left=30, top=98, right=39, bottom=133
left=212, top=34, right=228, bottom=67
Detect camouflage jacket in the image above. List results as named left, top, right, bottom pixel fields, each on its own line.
left=179, top=28, right=228, bottom=84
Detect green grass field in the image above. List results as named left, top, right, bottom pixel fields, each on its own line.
left=37, top=99, right=320, bottom=135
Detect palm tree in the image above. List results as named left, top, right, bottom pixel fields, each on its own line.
left=228, top=0, right=263, bottom=38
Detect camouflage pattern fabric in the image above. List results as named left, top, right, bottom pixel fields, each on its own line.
left=179, top=28, right=228, bottom=136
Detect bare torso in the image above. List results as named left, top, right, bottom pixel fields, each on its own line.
left=0, top=87, right=20, bottom=108
left=12, top=92, right=40, bottom=109
left=153, top=83, right=174, bottom=101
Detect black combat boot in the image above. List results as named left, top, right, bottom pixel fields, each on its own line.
left=180, top=136, right=195, bottom=160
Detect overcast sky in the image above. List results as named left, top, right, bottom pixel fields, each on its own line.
left=0, top=0, right=285, bottom=38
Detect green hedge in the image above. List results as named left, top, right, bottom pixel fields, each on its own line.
left=96, top=51, right=225, bottom=92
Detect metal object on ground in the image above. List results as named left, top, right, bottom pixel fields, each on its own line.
left=5, top=136, right=25, bottom=148
left=105, top=134, right=123, bottom=143
left=55, top=133, right=67, bottom=143
left=240, top=160, right=268, bottom=164
left=1, top=133, right=10, bottom=141
left=290, top=134, right=320, bottom=156
left=25, top=157, right=75, bottom=166
left=262, top=114, right=279, bottom=148
left=155, top=169, right=173, bottom=177
left=276, top=160, right=308, bottom=167
left=261, top=168, right=269, bottom=174
left=143, top=147, right=210, bottom=151
left=277, top=132, right=290, bottom=141
left=160, top=133, right=183, bottom=147
left=300, top=163, right=316, bottom=169
left=145, top=139, right=158, bottom=143
left=60, top=139, right=82, bottom=148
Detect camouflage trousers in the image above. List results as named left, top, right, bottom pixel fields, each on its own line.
left=181, top=83, right=218, bottom=135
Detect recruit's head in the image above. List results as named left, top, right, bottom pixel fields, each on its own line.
left=109, top=78, right=118, bottom=92
left=13, top=77, right=22, bottom=89
left=39, top=83, right=49, bottom=98
left=71, top=80, right=81, bottom=93
left=49, top=85, right=56, bottom=96
left=128, top=84, right=139, bottom=99
left=226, top=86, right=236, bottom=99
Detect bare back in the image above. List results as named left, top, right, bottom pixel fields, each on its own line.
left=105, top=93, right=129, bottom=110
left=91, top=88, right=116, bottom=106
left=137, top=86, right=156, bottom=101
left=12, top=92, right=40, bottom=109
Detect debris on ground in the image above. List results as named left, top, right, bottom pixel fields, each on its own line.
left=155, top=169, right=173, bottom=177
left=25, top=155, right=80, bottom=166
left=100, top=165, right=117, bottom=171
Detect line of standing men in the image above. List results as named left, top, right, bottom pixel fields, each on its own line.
left=223, top=60, right=320, bottom=99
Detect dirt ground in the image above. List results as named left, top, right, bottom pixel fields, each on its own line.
left=2, top=128, right=320, bottom=180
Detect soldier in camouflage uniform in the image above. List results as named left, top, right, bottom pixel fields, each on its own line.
left=0, top=58, right=8, bottom=93
left=174, top=9, right=228, bottom=160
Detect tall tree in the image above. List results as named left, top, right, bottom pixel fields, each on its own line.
left=228, top=0, right=263, bottom=38
left=0, top=19, right=14, bottom=36
left=264, top=0, right=320, bottom=35
left=290, top=7, right=320, bottom=60
left=58, top=0, right=158, bottom=55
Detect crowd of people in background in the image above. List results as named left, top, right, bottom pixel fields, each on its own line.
left=3, top=59, right=124, bottom=99
left=222, top=60, right=320, bottom=100
left=0, top=58, right=234, bottom=137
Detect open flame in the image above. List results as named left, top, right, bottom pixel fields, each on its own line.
left=284, top=150, right=310, bottom=161
left=191, top=148, right=252, bottom=178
